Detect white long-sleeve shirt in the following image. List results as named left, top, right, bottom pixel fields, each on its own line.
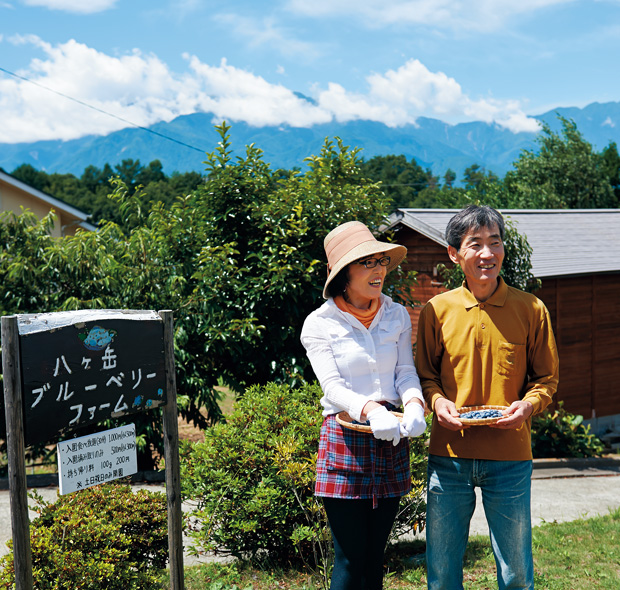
left=300, top=294, right=424, bottom=422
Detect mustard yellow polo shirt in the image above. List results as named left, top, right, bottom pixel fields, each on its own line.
left=415, top=278, right=559, bottom=461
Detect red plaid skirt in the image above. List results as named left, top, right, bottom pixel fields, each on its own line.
left=315, top=411, right=411, bottom=508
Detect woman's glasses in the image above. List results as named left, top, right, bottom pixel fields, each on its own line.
left=356, top=256, right=391, bottom=269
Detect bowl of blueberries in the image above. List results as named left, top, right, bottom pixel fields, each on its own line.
left=457, top=405, right=508, bottom=425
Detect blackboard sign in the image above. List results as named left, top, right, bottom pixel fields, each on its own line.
left=18, top=310, right=166, bottom=446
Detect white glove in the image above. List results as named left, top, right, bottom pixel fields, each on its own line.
left=399, top=402, right=426, bottom=438
left=367, top=406, right=401, bottom=446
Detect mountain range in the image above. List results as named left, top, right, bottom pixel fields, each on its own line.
left=1, top=101, right=620, bottom=179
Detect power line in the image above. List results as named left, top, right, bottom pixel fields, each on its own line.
left=0, top=65, right=208, bottom=154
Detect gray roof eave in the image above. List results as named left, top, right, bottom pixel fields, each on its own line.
left=390, top=208, right=620, bottom=278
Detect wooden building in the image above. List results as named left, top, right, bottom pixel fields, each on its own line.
left=387, top=208, right=620, bottom=428
left=0, top=170, right=95, bottom=236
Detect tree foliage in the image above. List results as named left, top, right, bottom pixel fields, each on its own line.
left=503, top=116, right=618, bottom=209
left=359, top=116, right=620, bottom=211
left=0, top=124, right=416, bottom=467
left=10, top=159, right=205, bottom=229
left=359, top=154, right=437, bottom=208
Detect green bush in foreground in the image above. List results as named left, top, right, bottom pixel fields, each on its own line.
left=532, top=401, right=605, bottom=458
left=181, top=381, right=430, bottom=570
left=0, top=482, right=168, bottom=590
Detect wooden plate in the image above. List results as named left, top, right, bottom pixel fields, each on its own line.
left=457, top=405, right=508, bottom=425
left=335, top=411, right=403, bottom=433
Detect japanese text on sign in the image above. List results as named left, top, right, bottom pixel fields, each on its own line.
left=57, top=423, right=138, bottom=495
left=18, top=310, right=167, bottom=446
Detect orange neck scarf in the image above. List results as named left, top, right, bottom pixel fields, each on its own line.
left=334, top=295, right=381, bottom=329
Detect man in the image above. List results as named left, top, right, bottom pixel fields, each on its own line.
left=415, top=205, right=559, bottom=589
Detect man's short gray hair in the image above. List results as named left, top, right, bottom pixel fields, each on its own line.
left=445, top=205, right=505, bottom=250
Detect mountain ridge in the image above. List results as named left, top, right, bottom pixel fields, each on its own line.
left=1, top=101, right=619, bottom=178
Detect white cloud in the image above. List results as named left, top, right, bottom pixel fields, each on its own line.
left=20, top=0, right=118, bottom=13
left=0, top=37, right=332, bottom=142
left=214, top=13, right=321, bottom=60
left=0, top=36, right=196, bottom=142
left=185, top=56, right=332, bottom=127
left=317, top=59, right=540, bottom=132
left=0, top=38, right=537, bottom=143
left=285, top=0, right=573, bottom=31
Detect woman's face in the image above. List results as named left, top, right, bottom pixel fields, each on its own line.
left=345, top=252, right=387, bottom=309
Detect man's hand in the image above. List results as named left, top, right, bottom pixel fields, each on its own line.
left=434, top=397, right=469, bottom=431
left=491, top=400, right=533, bottom=430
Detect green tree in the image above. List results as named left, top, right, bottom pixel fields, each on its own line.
left=463, top=164, right=499, bottom=192
left=600, top=141, right=620, bottom=207
left=135, top=159, right=166, bottom=187
left=443, top=168, right=457, bottom=189
left=80, top=163, right=115, bottom=194
left=9, top=163, right=48, bottom=192
left=113, top=159, right=144, bottom=192
left=359, top=154, right=435, bottom=208
left=503, top=116, right=616, bottom=208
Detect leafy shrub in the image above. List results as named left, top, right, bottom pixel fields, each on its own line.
left=180, top=381, right=429, bottom=570
left=0, top=482, right=168, bottom=589
left=531, top=401, right=605, bottom=458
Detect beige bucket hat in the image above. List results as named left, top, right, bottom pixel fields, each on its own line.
left=322, top=221, right=407, bottom=299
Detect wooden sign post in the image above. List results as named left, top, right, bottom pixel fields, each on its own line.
left=160, top=310, right=184, bottom=590
left=2, top=315, right=33, bottom=590
left=1, top=309, right=184, bottom=590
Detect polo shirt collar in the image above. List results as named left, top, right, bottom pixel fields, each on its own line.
left=460, top=277, right=508, bottom=309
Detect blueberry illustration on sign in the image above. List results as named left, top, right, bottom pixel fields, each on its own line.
left=79, top=326, right=117, bottom=351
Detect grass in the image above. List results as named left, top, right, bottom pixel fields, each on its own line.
left=158, top=507, right=620, bottom=589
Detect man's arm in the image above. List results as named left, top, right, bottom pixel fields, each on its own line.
left=415, top=304, right=468, bottom=431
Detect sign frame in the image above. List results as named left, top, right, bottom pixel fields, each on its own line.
left=1, top=309, right=184, bottom=590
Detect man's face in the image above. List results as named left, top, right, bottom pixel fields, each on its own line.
left=448, top=223, right=504, bottom=289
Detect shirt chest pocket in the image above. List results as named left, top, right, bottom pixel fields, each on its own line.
left=377, top=320, right=401, bottom=345
left=329, top=325, right=363, bottom=360
left=496, top=341, right=525, bottom=376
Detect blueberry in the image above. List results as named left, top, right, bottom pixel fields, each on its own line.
left=460, top=409, right=503, bottom=420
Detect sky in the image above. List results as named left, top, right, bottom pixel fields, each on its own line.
left=1, top=0, right=620, bottom=144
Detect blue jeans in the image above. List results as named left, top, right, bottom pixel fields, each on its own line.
left=426, top=455, right=534, bottom=590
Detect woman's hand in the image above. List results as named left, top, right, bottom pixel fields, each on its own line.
left=367, top=406, right=401, bottom=446
left=399, top=401, right=426, bottom=437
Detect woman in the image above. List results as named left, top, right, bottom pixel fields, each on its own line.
left=301, top=220, right=426, bottom=590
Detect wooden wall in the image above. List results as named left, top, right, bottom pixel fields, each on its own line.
left=537, top=274, right=620, bottom=419
left=395, top=226, right=620, bottom=419
left=397, top=227, right=450, bottom=337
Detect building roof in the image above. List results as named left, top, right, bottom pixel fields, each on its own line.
left=0, top=169, right=96, bottom=232
left=388, top=208, right=620, bottom=278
